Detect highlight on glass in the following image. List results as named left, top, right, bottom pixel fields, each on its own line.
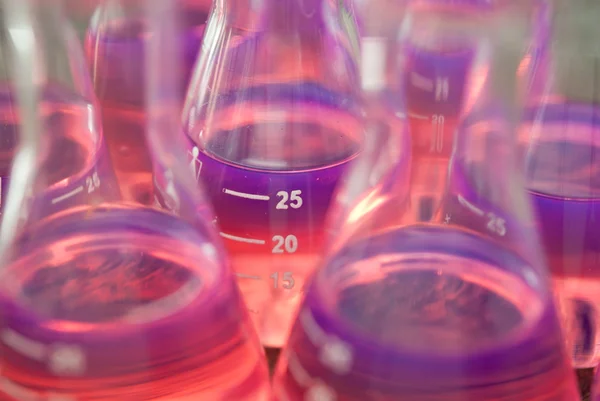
left=272, top=0, right=580, bottom=399
left=0, top=0, right=271, bottom=399
left=183, top=0, right=363, bottom=347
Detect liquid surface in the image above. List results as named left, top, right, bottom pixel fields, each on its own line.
left=336, top=264, right=523, bottom=348
left=522, top=102, right=600, bottom=367
left=273, top=226, right=577, bottom=400
left=0, top=205, right=270, bottom=400
left=0, top=84, right=117, bottom=218
left=187, top=84, right=362, bottom=347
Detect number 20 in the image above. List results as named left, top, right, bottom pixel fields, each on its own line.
left=272, top=235, right=298, bottom=254
left=276, top=190, right=303, bottom=210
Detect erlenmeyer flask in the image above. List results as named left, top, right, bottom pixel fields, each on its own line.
left=0, top=0, right=271, bottom=399
left=519, top=0, right=600, bottom=369
left=272, top=1, right=580, bottom=400
left=398, top=0, right=550, bottom=222
left=0, top=1, right=119, bottom=222
left=85, top=0, right=210, bottom=203
left=183, top=0, right=363, bottom=346
left=353, top=0, right=550, bottom=223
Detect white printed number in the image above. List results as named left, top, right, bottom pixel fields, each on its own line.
left=270, top=272, right=295, bottom=289
left=435, top=77, right=449, bottom=102
left=487, top=213, right=506, bottom=236
left=430, top=115, right=444, bottom=153
left=272, top=234, right=298, bottom=254
left=276, top=190, right=303, bottom=210
left=86, top=172, right=101, bottom=193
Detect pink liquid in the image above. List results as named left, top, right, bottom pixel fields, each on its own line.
left=188, top=119, right=360, bottom=346
left=193, top=143, right=355, bottom=348
left=0, top=84, right=118, bottom=219
left=185, top=83, right=362, bottom=347
left=85, top=9, right=207, bottom=203
left=0, top=205, right=271, bottom=400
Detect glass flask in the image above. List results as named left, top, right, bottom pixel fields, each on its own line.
left=519, top=0, right=600, bottom=369
left=85, top=0, right=211, bottom=203
left=0, top=1, right=119, bottom=222
left=359, top=0, right=551, bottom=220
left=272, top=1, right=580, bottom=400
left=401, top=0, right=549, bottom=151
left=0, top=0, right=271, bottom=399
left=183, top=0, right=363, bottom=347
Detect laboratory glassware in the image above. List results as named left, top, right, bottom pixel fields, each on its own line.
left=183, top=0, right=363, bottom=347
left=272, top=1, right=580, bottom=400
left=85, top=0, right=211, bottom=203
left=0, top=0, right=271, bottom=399
left=0, top=0, right=119, bottom=221
left=398, top=0, right=550, bottom=153
left=520, top=0, right=600, bottom=369
left=353, top=0, right=551, bottom=221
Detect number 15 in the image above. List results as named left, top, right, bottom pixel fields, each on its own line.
left=270, top=272, right=295, bottom=289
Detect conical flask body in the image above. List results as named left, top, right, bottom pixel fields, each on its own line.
left=519, top=0, right=600, bottom=368
left=0, top=1, right=271, bottom=399
left=183, top=0, right=363, bottom=347
left=85, top=0, right=210, bottom=203
left=273, top=2, right=579, bottom=400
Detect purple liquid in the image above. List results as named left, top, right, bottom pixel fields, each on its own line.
left=0, top=84, right=117, bottom=220
left=273, top=226, right=578, bottom=400
left=401, top=0, right=549, bottom=160
left=85, top=9, right=207, bottom=203
left=0, top=205, right=270, bottom=400
left=86, top=9, right=207, bottom=108
left=523, top=102, right=600, bottom=367
left=186, top=84, right=362, bottom=347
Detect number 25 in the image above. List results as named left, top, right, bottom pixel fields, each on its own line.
left=276, top=190, right=303, bottom=210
